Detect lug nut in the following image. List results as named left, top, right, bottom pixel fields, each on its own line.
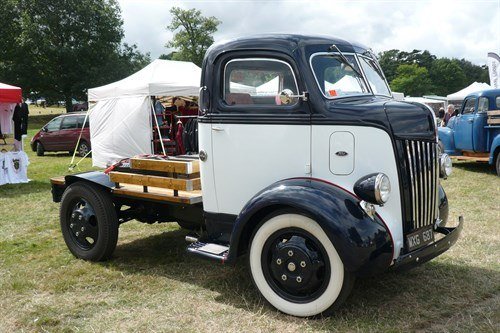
left=288, top=250, right=294, bottom=257
left=300, top=261, right=306, bottom=268
left=71, top=213, right=75, bottom=218
left=281, top=274, right=287, bottom=281
left=276, top=258, right=282, bottom=265
left=81, top=227, right=85, bottom=232
left=70, top=223, right=74, bottom=228
left=79, top=216, right=82, bottom=220
left=75, top=232, right=79, bottom=236
left=296, top=276, right=302, bottom=283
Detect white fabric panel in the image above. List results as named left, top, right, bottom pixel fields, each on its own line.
left=88, top=59, right=201, bottom=101
left=89, top=96, right=152, bottom=167
left=446, top=81, right=491, bottom=100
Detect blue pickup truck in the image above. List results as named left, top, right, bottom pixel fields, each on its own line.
left=438, top=89, right=500, bottom=176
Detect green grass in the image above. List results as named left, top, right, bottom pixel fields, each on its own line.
left=0, top=115, right=498, bottom=332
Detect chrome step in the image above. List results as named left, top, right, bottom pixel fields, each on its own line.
left=187, top=241, right=229, bottom=263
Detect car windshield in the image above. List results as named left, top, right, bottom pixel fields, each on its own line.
left=358, top=55, right=391, bottom=96
left=310, top=53, right=391, bottom=99
left=310, top=54, right=369, bottom=98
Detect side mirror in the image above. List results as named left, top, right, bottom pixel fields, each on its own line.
left=279, top=89, right=308, bottom=105
left=199, top=86, right=210, bottom=116
left=42, top=126, right=48, bottom=132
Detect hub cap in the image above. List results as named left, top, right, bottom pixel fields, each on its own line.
left=261, top=228, right=330, bottom=303
left=67, top=199, right=98, bottom=250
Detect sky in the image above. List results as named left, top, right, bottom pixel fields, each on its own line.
left=117, top=0, right=500, bottom=65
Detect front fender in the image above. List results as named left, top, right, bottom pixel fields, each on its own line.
left=489, top=134, right=500, bottom=164
left=438, top=126, right=457, bottom=155
left=227, top=178, right=394, bottom=276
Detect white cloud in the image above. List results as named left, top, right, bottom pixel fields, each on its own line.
left=118, top=0, right=500, bottom=65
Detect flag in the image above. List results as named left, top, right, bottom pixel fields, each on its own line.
left=487, top=52, right=500, bottom=89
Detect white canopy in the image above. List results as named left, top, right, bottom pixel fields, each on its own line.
left=446, top=82, right=491, bottom=101
left=87, top=59, right=201, bottom=167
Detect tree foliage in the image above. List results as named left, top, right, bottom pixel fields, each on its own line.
left=0, top=0, right=150, bottom=111
left=390, top=64, right=433, bottom=96
left=379, top=49, right=488, bottom=96
left=166, top=7, right=221, bottom=66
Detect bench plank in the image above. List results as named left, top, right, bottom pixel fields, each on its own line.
left=109, top=171, right=200, bottom=191
left=113, top=184, right=202, bottom=204
left=131, top=158, right=200, bottom=174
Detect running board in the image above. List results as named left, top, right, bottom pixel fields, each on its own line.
left=187, top=241, right=229, bottom=263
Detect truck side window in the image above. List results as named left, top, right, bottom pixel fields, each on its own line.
left=462, top=98, right=476, bottom=114
left=223, top=58, right=298, bottom=106
left=477, top=97, right=489, bottom=113
left=496, top=96, right=500, bottom=108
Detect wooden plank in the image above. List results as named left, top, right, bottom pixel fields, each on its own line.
left=452, top=156, right=489, bottom=162
left=50, top=176, right=66, bottom=185
left=113, top=184, right=202, bottom=204
left=487, top=118, right=500, bottom=125
left=462, top=151, right=489, bottom=158
left=109, top=171, right=200, bottom=191
left=131, top=158, right=200, bottom=174
left=487, top=110, right=500, bottom=116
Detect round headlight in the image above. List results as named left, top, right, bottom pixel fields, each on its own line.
left=375, top=173, right=391, bottom=204
left=354, top=173, right=391, bottom=205
left=439, top=153, right=452, bottom=178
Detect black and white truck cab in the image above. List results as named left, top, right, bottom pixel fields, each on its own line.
left=51, top=34, right=463, bottom=317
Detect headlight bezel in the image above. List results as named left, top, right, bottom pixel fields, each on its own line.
left=439, top=153, right=452, bottom=178
left=354, top=172, right=391, bottom=206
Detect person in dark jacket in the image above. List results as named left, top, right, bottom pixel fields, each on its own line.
left=12, top=102, right=22, bottom=141
left=19, top=98, right=29, bottom=135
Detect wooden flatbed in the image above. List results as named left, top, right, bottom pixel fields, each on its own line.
left=50, top=156, right=203, bottom=205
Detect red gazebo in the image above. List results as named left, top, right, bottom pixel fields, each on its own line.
left=0, top=82, right=22, bottom=103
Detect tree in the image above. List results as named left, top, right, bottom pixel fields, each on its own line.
left=166, top=7, right=221, bottom=66
left=390, top=64, right=433, bottom=96
left=0, top=0, right=150, bottom=111
left=429, top=58, right=467, bottom=96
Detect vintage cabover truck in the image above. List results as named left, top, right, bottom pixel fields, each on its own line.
left=438, top=89, right=500, bottom=176
left=51, top=35, right=463, bottom=317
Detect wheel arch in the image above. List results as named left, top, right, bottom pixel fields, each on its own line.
left=65, top=171, right=114, bottom=193
left=437, top=126, right=456, bottom=154
left=489, top=135, right=500, bottom=165
left=227, top=178, right=394, bottom=276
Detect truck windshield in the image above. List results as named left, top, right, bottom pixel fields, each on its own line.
left=310, top=53, right=369, bottom=98
left=358, top=55, right=391, bottom=96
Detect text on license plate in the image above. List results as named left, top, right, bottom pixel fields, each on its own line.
left=406, top=226, right=434, bottom=252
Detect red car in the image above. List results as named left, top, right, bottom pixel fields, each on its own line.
left=31, top=113, right=91, bottom=157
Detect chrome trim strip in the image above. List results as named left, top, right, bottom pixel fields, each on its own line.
left=406, top=141, right=417, bottom=227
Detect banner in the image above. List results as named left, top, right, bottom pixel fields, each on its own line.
left=487, top=52, right=500, bottom=89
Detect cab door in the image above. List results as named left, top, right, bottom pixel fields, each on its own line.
left=209, top=56, right=310, bottom=215
left=454, top=97, right=476, bottom=151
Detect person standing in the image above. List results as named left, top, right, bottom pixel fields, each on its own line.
left=443, top=104, right=454, bottom=126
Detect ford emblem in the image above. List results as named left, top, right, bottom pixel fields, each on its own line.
left=335, top=151, right=348, bottom=157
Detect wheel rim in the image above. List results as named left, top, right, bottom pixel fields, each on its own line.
left=261, top=227, right=331, bottom=303
left=79, top=143, right=89, bottom=156
left=66, top=198, right=99, bottom=250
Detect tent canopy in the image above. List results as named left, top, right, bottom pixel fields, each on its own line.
left=87, top=59, right=201, bottom=167
left=0, top=82, right=22, bottom=103
left=88, top=59, right=201, bottom=101
left=446, top=82, right=491, bottom=101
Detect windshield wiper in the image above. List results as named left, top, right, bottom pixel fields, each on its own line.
left=328, top=44, right=363, bottom=78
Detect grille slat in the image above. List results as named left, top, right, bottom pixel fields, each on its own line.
left=403, top=140, right=439, bottom=230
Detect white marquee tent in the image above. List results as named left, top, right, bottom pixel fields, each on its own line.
left=446, top=82, right=491, bottom=101
left=87, top=59, right=201, bottom=167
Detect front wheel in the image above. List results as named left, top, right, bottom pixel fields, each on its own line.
left=248, top=212, right=354, bottom=317
left=36, top=142, right=44, bottom=156
left=60, top=182, right=118, bottom=261
left=496, top=153, right=500, bottom=177
left=77, top=141, right=90, bottom=157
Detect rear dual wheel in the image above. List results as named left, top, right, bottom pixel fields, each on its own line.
left=249, top=212, right=354, bottom=317
left=60, top=182, right=118, bottom=261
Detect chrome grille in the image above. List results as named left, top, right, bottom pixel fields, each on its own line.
left=404, top=140, right=439, bottom=230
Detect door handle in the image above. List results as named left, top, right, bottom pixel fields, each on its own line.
left=467, top=119, right=473, bottom=123
left=212, top=126, right=224, bottom=132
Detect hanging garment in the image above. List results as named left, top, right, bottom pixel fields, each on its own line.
left=175, top=121, right=185, bottom=155
left=0, top=103, right=14, bottom=134
left=0, top=153, right=7, bottom=186
left=20, top=102, right=29, bottom=135
left=182, top=119, right=193, bottom=153
left=4, top=151, right=29, bottom=183
left=12, top=104, right=22, bottom=141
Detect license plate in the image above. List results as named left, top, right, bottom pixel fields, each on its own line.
left=406, top=225, right=434, bottom=252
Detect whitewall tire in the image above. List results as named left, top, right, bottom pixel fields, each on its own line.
left=249, top=212, right=353, bottom=317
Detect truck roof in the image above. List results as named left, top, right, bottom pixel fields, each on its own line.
left=204, top=33, right=370, bottom=64
left=465, top=88, right=500, bottom=99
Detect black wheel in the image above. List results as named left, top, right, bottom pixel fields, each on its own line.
left=248, top=211, right=354, bottom=317
left=36, top=142, right=44, bottom=156
left=438, top=140, right=445, bottom=156
left=496, top=152, right=500, bottom=177
left=77, top=141, right=90, bottom=157
left=60, top=182, right=118, bottom=261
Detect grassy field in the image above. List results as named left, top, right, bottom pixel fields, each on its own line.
left=0, top=115, right=499, bottom=332
left=28, top=105, right=67, bottom=116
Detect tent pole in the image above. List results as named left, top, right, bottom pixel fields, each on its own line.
left=69, top=107, right=91, bottom=170
left=151, top=98, right=166, bottom=155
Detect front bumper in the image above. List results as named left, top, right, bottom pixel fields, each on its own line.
left=393, top=216, right=464, bottom=270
